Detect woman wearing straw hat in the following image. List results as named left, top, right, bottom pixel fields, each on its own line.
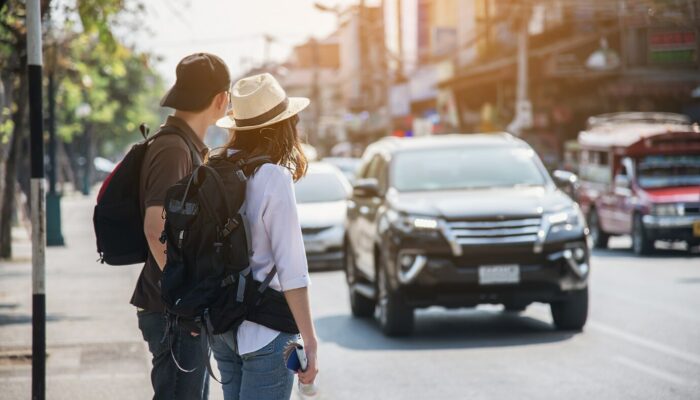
left=209, top=73, right=319, bottom=400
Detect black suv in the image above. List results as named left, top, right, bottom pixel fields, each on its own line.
left=344, top=134, right=590, bottom=336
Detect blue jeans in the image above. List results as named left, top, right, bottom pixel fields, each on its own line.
left=137, top=310, right=209, bottom=400
left=210, top=331, right=297, bottom=400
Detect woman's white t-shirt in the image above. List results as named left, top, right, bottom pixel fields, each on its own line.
left=235, top=162, right=311, bottom=355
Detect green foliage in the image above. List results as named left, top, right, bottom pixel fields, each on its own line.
left=55, top=32, right=164, bottom=156
left=0, top=107, right=14, bottom=144
left=0, top=0, right=162, bottom=158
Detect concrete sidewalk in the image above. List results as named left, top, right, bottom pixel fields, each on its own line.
left=0, top=193, right=153, bottom=399
left=0, top=193, right=313, bottom=400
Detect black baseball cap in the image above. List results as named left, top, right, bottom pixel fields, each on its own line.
left=160, top=53, right=231, bottom=111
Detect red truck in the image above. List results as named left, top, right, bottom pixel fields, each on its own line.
left=576, top=112, right=700, bottom=255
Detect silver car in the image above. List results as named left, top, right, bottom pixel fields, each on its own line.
left=295, top=162, right=351, bottom=271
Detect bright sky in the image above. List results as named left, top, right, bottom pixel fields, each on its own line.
left=125, top=0, right=378, bottom=85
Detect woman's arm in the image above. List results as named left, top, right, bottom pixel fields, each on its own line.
left=284, top=287, right=319, bottom=384
left=262, top=168, right=318, bottom=383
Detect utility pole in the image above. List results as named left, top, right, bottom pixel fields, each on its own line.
left=310, top=37, right=321, bottom=147
left=263, top=34, right=274, bottom=65
left=358, top=0, right=369, bottom=112
left=27, top=0, right=47, bottom=399
left=506, top=2, right=533, bottom=136
left=46, top=15, right=64, bottom=247
left=396, top=0, right=404, bottom=80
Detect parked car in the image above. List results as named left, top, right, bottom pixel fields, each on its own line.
left=295, top=162, right=352, bottom=270
left=344, top=133, right=590, bottom=336
left=576, top=112, right=700, bottom=255
left=322, top=157, right=362, bottom=183
left=301, top=143, right=318, bottom=161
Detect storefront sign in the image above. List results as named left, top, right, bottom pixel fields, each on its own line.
left=648, top=30, right=697, bottom=64
left=389, top=83, right=411, bottom=117
left=409, top=65, right=439, bottom=102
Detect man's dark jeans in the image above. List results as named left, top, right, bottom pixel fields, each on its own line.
left=138, top=310, right=209, bottom=400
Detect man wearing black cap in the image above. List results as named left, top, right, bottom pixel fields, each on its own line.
left=132, top=53, right=230, bottom=400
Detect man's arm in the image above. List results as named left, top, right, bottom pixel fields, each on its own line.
left=141, top=139, right=191, bottom=270
left=144, top=206, right=166, bottom=270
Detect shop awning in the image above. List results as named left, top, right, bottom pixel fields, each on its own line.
left=438, top=27, right=621, bottom=91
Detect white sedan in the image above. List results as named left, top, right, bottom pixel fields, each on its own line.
left=295, top=162, right=351, bottom=271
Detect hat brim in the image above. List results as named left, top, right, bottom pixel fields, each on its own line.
left=216, top=97, right=310, bottom=131
left=160, top=85, right=208, bottom=111
left=161, top=84, right=221, bottom=112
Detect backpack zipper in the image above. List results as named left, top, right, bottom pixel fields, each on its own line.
left=177, top=230, right=185, bottom=249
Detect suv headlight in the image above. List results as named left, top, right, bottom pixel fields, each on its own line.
left=546, top=205, right=585, bottom=232
left=652, top=203, right=684, bottom=216
left=387, top=211, right=440, bottom=234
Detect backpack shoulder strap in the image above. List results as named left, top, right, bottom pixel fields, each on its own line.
left=148, top=125, right=203, bottom=167
left=242, top=155, right=272, bottom=177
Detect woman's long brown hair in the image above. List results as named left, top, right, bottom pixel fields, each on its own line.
left=225, top=114, right=308, bottom=181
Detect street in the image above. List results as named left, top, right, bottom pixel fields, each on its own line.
left=1, top=195, right=699, bottom=399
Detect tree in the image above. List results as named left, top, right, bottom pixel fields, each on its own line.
left=0, top=0, right=160, bottom=258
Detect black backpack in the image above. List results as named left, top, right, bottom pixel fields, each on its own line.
left=159, top=150, right=299, bottom=378
left=93, top=124, right=201, bottom=265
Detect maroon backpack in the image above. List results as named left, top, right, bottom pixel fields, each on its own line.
left=93, top=124, right=200, bottom=265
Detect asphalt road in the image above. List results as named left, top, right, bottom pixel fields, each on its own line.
left=1, top=195, right=699, bottom=399
left=307, top=237, right=700, bottom=400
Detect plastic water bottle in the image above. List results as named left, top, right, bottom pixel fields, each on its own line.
left=296, top=347, right=318, bottom=398
left=298, top=381, right=319, bottom=398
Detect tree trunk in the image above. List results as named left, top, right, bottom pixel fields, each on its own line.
left=0, top=73, right=27, bottom=259
left=0, top=72, right=14, bottom=215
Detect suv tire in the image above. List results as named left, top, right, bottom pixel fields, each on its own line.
left=551, top=288, right=588, bottom=331
left=344, top=241, right=375, bottom=318
left=632, top=214, right=654, bottom=256
left=378, top=264, right=414, bottom=336
left=588, top=208, right=609, bottom=249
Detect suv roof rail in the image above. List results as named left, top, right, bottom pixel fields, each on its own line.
left=587, top=112, right=690, bottom=129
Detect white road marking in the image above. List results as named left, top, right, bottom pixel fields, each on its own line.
left=614, top=356, right=687, bottom=386
left=590, top=321, right=700, bottom=367
left=594, top=288, right=700, bottom=323
left=526, top=305, right=700, bottom=367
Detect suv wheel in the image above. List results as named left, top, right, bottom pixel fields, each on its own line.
left=632, top=214, right=654, bottom=256
left=588, top=208, right=609, bottom=249
left=550, top=288, right=588, bottom=331
left=377, top=265, right=414, bottom=336
left=344, top=241, right=375, bottom=318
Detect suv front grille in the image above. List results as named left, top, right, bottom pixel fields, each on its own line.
left=684, top=203, right=700, bottom=216
left=302, top=226, right=332, bottom=236
left=446, top=217, right=541, bottom=245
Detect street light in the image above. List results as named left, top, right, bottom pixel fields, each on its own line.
left=45, top=10, right=65, bottom=247
left=586, top=38, right=621, bottom=71
left=313, top=2, right=340, bottom=14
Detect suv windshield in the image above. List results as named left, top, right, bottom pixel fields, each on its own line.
left=392, top=145, right=547, bottom=192
left=637, top=155, right=700, bottom=188
left=295, top=172, right=348, bottom=203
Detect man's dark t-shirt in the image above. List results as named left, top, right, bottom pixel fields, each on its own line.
left=130, top=116, right=208, bottom=312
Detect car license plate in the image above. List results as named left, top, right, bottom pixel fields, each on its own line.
left=478, top=265, right=520, bottom=285
left=303, top=239, right=325, bottom=253
left=693, top=221, right=700, bottom=237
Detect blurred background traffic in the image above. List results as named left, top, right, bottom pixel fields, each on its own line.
left=1, top=1, right=700, bottom=399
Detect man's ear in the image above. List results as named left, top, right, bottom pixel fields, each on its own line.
left=217, top=91, right=228, bottom=109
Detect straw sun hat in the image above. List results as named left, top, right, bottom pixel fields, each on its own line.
left=216, top=73, right=310, bottom=131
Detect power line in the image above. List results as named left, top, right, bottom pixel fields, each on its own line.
left=151, top=33, right=309, bottom=48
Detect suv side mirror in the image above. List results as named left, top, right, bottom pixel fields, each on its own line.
left=552, top=170, right=578, bottom=199
left=614, top=174, right=630, bottom=189
left=353, top=178, right=380, bottom=198
left=553, top=170, right=578, bottom=187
